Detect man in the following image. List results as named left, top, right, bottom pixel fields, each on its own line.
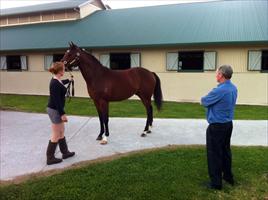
left=201, top=65, right=238, bottom=190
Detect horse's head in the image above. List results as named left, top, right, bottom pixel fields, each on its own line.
left=61, top=42, right=82, bottom=71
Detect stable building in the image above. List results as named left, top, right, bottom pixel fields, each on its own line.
left=0, top=0, right=267, bottom=105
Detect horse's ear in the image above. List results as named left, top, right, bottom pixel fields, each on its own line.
left=69, top=42, right=73, bottom=47
left=71, top=41, right=76, bottom=47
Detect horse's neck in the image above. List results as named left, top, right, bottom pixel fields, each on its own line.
left=78, top=55, right=104, bottom=87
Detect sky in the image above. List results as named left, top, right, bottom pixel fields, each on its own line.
left=0, top=0, right=217, bottom=9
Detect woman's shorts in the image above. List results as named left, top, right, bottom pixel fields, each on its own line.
left=47, top=107, right=62, bottom=124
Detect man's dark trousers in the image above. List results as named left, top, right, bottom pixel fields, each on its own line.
left=206, top=121, right=233, bottom=187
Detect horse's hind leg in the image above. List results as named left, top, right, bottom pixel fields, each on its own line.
left=148, top=105, right=153, bottom=132
left=138, top=95, right=152, bottom=137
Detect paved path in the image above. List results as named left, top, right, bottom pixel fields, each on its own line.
left=0, top=111, right=267, bottom=181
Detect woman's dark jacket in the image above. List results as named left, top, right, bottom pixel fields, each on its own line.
left=47, top=78, right=70, bottom=116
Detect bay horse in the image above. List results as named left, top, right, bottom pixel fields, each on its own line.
left=61, top=42, right=163, bottom=144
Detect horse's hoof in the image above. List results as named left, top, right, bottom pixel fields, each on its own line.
left=141, top=133, right=147, bottom=137
left=146, top=130, right=151, bottom=134
left=100, top=140, right=108, bottom=145
left=96, top=136, right=102, bottom=140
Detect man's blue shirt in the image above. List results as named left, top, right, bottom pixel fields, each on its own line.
left=201, top=80, right=237, bottom=124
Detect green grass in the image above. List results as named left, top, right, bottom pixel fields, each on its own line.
left=0, top=146, right=267, bottom=200
left=0, top=94, right=267, bottom=119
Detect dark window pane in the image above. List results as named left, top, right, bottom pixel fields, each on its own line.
left=7, top=55, right=21, bottom=70
left=110, top=53, right=130, bottom=70
left=262, top=50, right=268, bottom=71
left=179, top=51, right=203, bottom=71
left=53, top=54, right=64, bottom=62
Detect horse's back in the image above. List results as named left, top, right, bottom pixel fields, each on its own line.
left=105, top=67, right=154, bottom=83
left=112, top=67, right=155, bottom=87
left=100, top=67, right=155, bottom=101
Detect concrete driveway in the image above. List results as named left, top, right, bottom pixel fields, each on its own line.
left=0, top=111, right=267, bottom=181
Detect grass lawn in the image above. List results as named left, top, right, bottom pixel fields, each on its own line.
left=0, top=94, right=267, bottom=119
left=0, top=146, right=268, bottom=200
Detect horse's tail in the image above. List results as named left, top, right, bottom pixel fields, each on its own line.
left=153, top=72, right=163, bottom=111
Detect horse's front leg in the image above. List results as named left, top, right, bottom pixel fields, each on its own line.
left=96, top=111, right=104, bottom=140
left=99, top=100, right=109, bottom=145
left=94, top=100, right=105, bottom=140
left=101, top=112, right=109, bottom=145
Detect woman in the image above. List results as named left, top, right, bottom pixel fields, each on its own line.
left=46, top=62, right=75, bottom=165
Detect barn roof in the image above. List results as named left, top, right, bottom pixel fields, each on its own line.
left=0, top=0, right=267, bottom=52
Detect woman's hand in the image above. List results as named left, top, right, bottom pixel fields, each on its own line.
left=61, top=115, right=68, bottom=122
left=69, top=75, right=74, bottom=82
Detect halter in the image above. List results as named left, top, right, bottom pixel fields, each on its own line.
left=63, top=51, right=80, bottom=67
left=66, top=77, right=74, bottom=102
left=62, top=49, right=85, bottom=101
left=62, top=51, right=80, bottom=101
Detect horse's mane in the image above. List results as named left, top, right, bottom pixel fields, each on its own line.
left=80, top=48, right=104, bottom=67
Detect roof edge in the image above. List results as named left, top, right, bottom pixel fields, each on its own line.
left=1, top=41, right=268, bottom=53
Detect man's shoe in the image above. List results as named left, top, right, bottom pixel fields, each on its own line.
left=223, top=178, right=234, bottom=186
left=204, top=182, right=222, bottom=190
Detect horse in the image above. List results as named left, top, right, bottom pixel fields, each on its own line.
left=61, top=42, right=163, bottom=144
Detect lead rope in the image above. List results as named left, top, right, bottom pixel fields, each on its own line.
left=66, top=73, right=75, bottom=102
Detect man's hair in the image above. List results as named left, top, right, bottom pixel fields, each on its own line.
left=218, top=65, right=233, bottom=79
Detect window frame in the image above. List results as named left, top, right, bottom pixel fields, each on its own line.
left=247, top=49, right=268, bottom=73
left=99, top=52, right=141, bottom=70
left=166, top=51, right=217, bottom=72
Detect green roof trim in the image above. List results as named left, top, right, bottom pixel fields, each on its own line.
left=0, top=0, right=267, bottom=52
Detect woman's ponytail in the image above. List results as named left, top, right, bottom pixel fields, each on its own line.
left=48, top=62, right=64, bottom=75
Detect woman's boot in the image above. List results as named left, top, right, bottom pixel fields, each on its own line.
left=46, top=140, right=62, bottom=165
left=58, top=137, right=75, bottom=159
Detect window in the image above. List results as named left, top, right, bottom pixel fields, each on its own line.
left=166, top=51, right=216, bottom=72
left=100, top=53, right=140, bottom=70
left=248, top=50, right=268, bottom=72
left=0, top=55, right=27, bottom=71
left=110, top=53, right=130, bottom=70
left=44, top=54, right=67, bottom=70
left=178, top=51, right=203, bottom=71
left=7, top=56, right=21, bottom=70
left=53, top=54, right=64, bottom=62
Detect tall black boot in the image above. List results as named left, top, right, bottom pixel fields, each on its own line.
left=58, top=137, right=75, bottom=159
left=46, top=140, right=62, bottom=165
